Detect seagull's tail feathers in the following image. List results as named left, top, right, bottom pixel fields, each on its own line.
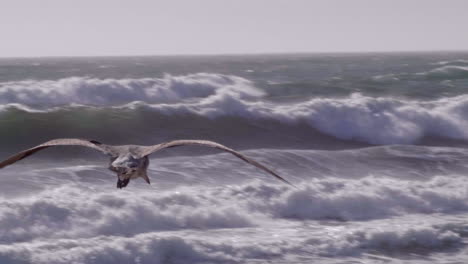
left=142, top=171, right=151, bottom=185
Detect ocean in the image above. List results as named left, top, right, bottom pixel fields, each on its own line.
left=0, top=52, right=468, bottom=263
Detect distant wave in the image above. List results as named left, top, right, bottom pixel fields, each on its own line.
left=0, top=73, right=262, bottom=107
left=431, top=59, right=468, bottom=66
left=370, top=65, right=468, bottom=83
left=0, top=176, right=466, bottom=263
left=420, top=65, right=468, bottom=80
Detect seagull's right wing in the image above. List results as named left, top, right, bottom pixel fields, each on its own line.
left=138, top=140, right=295, bottom=187
left=0, top=138, right=115, bottom=169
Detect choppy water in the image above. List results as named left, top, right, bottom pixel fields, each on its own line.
left=1, top=52, right=468, bottom=264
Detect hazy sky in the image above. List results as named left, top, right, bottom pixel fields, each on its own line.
left=1, top=0, right=467, bottom=57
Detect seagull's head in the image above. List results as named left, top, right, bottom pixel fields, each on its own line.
left=109, top=154, right=150, bottom=189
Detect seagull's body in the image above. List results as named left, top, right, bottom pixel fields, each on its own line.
left=0, top=139, right=293, bottom=188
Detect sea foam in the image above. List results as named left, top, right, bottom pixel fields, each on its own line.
left=0, top=176, right=466, bottom=263
left=0, top=175, right=467, bottom=243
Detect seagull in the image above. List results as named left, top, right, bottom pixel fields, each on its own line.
left=0, top=138, right=293, bottom=188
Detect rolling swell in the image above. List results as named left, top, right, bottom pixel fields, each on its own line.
left=0, top=106, right=368, bottom=156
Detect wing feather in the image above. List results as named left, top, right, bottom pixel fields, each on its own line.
left=0, top=138, right=113, bottom=169
left=139, top=140, right=294, bottom=186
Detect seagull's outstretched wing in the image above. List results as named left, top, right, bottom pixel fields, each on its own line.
left=0, top=138, right=114, bottom=169
left=139, top=140, right=294, bottom=186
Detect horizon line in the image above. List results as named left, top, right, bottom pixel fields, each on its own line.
left=1, top=49, right=468, bottom=60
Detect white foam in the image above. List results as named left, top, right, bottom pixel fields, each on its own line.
left=282, top=93, right=468, bottom=144
left=0, top=235, right=231, bottom=264
left=0, top=175, right=467, bottom=263
left=0, top=185, right=255, bottom=243
left=0, top=175, right=467, bottom=242
left=300, top=219, right=463, bottom=257
left=231, top=175, right=468, bottom=221
left=0, top=214, right=464, bottom=263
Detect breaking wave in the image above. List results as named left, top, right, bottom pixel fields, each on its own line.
left=2, top=73, right=468, bottom=146
left=431, top=59, right=468, bottom=66
left=420, top=65, right=468, bottom=80
left=3, top=94, right=468, bottom=146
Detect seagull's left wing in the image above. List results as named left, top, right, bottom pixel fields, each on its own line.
left=0, top=138, right=115, bottom=169
left=138, top=140, right=294, bottom=186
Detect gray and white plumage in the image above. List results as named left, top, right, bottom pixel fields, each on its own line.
left=0, top=138, right=294, bottom=188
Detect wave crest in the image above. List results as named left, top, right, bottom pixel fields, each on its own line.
left=0, top=73, right=263, bottom=107
left=422, top=65, right=468, bottom=79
